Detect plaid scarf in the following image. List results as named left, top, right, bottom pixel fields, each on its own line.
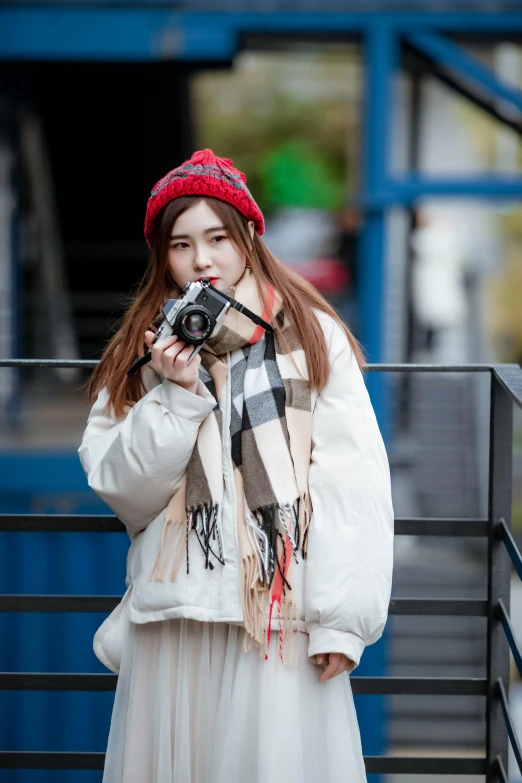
left=149, top=269, right=312, bottom=661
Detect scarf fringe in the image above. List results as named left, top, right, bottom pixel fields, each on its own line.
left=150, top=496, right=311, bottom=667
left=241, top=494, right=311, bottom=666
left=247, top=494, right=311, bottom=588
left=276, top=595, right=300, bottom=668
left=148, top=514, right=187, bottom=583
left=189, top=502, right=225, bottom=570
left=241, top=553, right=269, bottom=656
left=298, top=491, right=312, bottom=559
left=242, top=578, right=299, bottom=667
left=149, top=503, right=224, bottom=583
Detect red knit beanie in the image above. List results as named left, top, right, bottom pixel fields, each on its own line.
left=144, top=149, right=265, bottom=248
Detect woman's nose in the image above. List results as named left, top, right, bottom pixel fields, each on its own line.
left=193, top=248, right=214, bottom=270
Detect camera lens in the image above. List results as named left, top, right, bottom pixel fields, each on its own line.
left=181, top=310, right=210, bottom=341
left=177, top=304, right=216, bottom=345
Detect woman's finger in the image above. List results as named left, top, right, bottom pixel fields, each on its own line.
left=152, top=336, right=179, bottom=361
left=161, top=340, right=187, bottom=370
left=175, top=344, right=198, bottom=364
left=320, top=653, right=339, bottom=682
left=145, top=333, right=179, bottom=373
left=144, top=330, right=156, bottom=347
left=155, top=335, right=179, bottom=351
left=321, top=653, right=349, bottom=682
left=333, top=656, right=350, bottom=679
left=146, top=333, right=178, bottom=360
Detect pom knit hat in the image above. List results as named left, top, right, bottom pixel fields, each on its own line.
left=144, top=149, right=265, bottom=248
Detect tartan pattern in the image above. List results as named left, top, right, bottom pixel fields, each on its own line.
left=227, top=334, right=289, bottom=474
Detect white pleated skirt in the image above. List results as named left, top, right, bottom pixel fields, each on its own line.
left=102, top=618, right=367, bottom=783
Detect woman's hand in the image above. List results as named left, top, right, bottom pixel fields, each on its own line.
left=314, top=653, right=354, bottom=682
left=144, top=330, right=201, bottom=394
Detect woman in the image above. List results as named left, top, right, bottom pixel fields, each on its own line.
left=79, top=148, right=394, bottom=783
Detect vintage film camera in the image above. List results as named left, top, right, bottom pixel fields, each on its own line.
left=128, top=278, right=273, bottom=377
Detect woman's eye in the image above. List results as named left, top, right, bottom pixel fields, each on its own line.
left=172, top=242, right=189, bottom=250
left=212, top=235, right=226, bottom=244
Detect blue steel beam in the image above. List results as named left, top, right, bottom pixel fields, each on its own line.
left=4, top=0, right=522, bottom=14
left=3, top=10, right=522, bottom=61
left=359, top=23, right=398, bottom=434
left=0, top=9, right=239, bottom=61
left=356, top=28, right=398, bottom=771
left=363, top=176, right=522, bottom=206
left=407, top=30, right=522, bottom=116
left=6, top=0, right=522, bottom=7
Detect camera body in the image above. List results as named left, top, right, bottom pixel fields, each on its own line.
left=152, top=278, right=231, bottom=360
left=128, top=275, right=273, bottom=377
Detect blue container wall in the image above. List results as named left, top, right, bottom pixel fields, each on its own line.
left=0, top=454, right=126, bottom=783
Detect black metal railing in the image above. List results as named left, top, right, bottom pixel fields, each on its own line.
left=0, top=358, right=521, bottom=778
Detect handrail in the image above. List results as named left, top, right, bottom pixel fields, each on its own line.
left=498, top=518, right=522, bottom=583
left=0, top=595, right=490, bottom=615
left=0, top=751, right=486, bottom=775
left=491, top=364, right=522, bottom=410
left=497, top=678, right=522, bottom=775
left=495, top=755, right=509, bottom=783
left=497, top=599, right=522, bottom=680
left=0, top=359, right=514, bottom=370
left=0, top=513, right=490, bottom=535
left=1, top=358, right=521, bottom=406
left=0, top=673, right=488, bottom=696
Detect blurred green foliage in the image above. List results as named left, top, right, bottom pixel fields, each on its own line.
left=191, top=49, right=360, bottom=215
left=259, top=140, right=344, bottom=210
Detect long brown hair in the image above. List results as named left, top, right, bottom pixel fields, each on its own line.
left=87, top=196, right=366, bottom=418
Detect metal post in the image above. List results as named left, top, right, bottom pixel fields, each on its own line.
left=397, top=63, right=422, bottom=433
left=356, top=25, right=399, bottom=776
left=359, top=22, right=397, bottom=438
left=487, top=374, right=513, bottom=780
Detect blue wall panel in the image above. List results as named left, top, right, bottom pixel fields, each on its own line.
left=0, top=453, right=126, bottom=783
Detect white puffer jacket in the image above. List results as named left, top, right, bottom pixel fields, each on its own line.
left=78, top=311, right=394, bottom=673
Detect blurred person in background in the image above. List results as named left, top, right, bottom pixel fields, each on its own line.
left=78, top=149, right=394, bottom=783
left=335, top=205, right=361, bottom=335
left=410, top=205, right=471, bottom=364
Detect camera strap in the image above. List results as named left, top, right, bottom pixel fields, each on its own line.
left=128, top=283, right=274, bottom=377
left=217, top=290, right=274, bottom=333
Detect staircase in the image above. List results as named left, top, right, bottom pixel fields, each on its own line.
left=389, top=372, right=487, bottom=753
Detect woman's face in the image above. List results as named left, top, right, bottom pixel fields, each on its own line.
left=167, top=200, right=255, bottom=292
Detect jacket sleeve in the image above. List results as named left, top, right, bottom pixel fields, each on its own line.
left=304, top=317, right=394, bottom=671
left=78, top=378, right=216, bottom=533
